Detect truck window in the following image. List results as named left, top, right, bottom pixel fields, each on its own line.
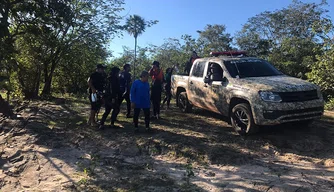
left=192, top=61, right=205, bottom=77
left=224, top=59, right=283, bottom=78
left=207, top=62, right=223, bottom=81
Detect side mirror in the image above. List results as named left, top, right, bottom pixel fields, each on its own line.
left=204, top=76, right=210, bottom=84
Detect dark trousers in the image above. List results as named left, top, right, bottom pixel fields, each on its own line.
left=118, top=93, right=131, bottom=116
left=151, top=85, right=162, bottom=116
left=133, top=108, right=150, bottom=128
left=100, top=102, right=120, bottom=125
left=162, top=85, right=172, bottom=107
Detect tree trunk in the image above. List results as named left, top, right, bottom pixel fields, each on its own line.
left=34, top=67, right=41, bottom=97
left=134, top=37, right=137, bottom=80
left=41, top=73, right=53, bottom=96
left=41, top=48, right=61, bottom=96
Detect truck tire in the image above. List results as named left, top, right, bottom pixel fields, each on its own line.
left=231, top=103, right=259, bottom=135
left=178, top=92, right=192, bottom=113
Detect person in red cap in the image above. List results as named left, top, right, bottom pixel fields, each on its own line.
left=149, top=61, right=164, bottom=119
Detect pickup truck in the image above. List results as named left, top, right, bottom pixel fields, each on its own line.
left=171, top=51, right=324, bottom=135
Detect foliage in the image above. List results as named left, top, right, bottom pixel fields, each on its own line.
left=110, top=46, right=153, bottom=79
left=1, top=0, right=124, bottom=99
left=1, top=0, right=334, bottom=101
left=307, top=14, right=334, bottom=97
left=325, top=98, right=334, bottom=110
left=124, top=14, right=158, bottom=78
left=235, top=0, right=329, bottom=77
left=197, top=24, right=233, bottom=53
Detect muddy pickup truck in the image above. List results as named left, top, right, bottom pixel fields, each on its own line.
left=171, top=51, right=324, bottom=135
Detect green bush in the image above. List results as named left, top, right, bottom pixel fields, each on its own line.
left=325, top=97, right=334, bottom=111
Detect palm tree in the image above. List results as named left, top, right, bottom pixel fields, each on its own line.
left=124, top=15, right=158, bottom=79
left=125, top=15, right=146, bottom=79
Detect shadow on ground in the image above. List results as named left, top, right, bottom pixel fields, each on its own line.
left=0, top=98, right=333, bottom=191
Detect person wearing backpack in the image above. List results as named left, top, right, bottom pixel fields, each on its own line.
left=99, top=67, right=120, bottom=129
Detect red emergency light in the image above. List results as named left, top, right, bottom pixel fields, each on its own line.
left=210, top=51, right=248, bottom=57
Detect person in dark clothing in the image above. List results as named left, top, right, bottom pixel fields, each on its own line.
left=162, top=65, right=175, bottom=110
left=185, top=51, right=200, bottom=75
left=87, top=64, right=106, bottom=126
left=130, top=71, right=151, bottom=132
left=99, top=67, right=121, bottom=129
left=118, top=64, right=132, bottom=118
left=149, top=61, right=164, bottom=119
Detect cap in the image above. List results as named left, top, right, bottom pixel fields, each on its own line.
left=96, top=64, right=106, bottom=69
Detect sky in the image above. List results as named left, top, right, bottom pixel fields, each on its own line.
left=109, top=0, right=334, bottom=57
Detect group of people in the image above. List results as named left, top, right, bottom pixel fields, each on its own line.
left=87, top=61, right=175, bottom=132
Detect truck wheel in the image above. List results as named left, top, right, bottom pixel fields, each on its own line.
left=231, top=103, right=259, bottom=135
left=178, top=92, right=192, bottom=113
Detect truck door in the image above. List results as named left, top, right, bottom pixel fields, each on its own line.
left=205, top=62, right=229, bottom=114
left=188, top=61, right=209, bottom=109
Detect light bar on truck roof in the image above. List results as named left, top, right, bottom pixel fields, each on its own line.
left=210, top=51, right=248, bottom=57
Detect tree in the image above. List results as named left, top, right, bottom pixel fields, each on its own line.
left=235, top=0, right=329, bottom=77
left=124, top=15, right=158, bottom=79
left=111, top=46, right=152, bottom=75
left=3, top=0, right=124, bottom=98
left=38, top=0, right=124, bottom=96
left=308, top=16, right=334, bottom=97
left=150, top=38, right=188, bottom=72
left=197, top=24, right=233, bottom=54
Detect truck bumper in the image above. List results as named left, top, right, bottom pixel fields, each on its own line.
left=252, top=99, right=324, bottom=126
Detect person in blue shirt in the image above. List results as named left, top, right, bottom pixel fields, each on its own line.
left=130, top=71, right=151, bottom=132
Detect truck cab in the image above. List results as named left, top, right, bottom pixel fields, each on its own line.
left=171, top=51, right=324, bottom=135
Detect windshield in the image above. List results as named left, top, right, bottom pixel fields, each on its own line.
left=224, top=59, right=283, bottom=78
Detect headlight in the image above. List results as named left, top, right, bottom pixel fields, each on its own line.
left=259, top=91, right=282, bottom=102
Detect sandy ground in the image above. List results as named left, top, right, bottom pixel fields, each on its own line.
left=0, top=99, right=333, bottom=192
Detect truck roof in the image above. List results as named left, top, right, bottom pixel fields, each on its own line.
left=196, top=56, right=260, bottom=63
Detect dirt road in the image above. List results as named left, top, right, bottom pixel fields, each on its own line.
left=0, top=99, right=333, bottom=191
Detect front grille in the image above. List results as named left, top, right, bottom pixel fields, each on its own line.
left=278, top=90, right=318, bottom=102
left=263, top=107, right=324, bottom=120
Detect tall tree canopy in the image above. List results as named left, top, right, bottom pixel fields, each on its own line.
left=1, top=0, right=124, bottom=99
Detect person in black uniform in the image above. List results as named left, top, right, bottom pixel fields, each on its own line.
left=118, top=64, right=132, bottom=118
left=99, top=67, right=121, bottom=129
left=161, top=65, right=175, bottom=110
left=87, top=64, right=106, bottom=126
